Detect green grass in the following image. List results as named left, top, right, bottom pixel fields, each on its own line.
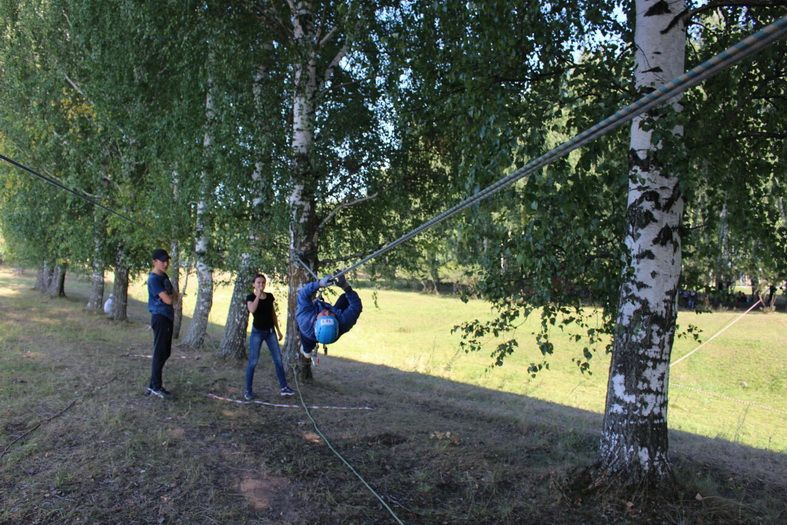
left=2, top=267, right=786, bottom=524
left=95, top=268, right=787, bottom=451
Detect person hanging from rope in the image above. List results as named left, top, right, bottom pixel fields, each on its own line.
left=295, top=272, right=363, bottom=377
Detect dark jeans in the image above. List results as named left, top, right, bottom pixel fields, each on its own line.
left=246, top=327, right=287, bottom=393
left=149, top=314, right=173, bottom=390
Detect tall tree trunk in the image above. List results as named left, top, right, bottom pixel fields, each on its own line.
left=37, top=261, right=54, bottom=294
left=170, top=171, right=183, bottom=339
left=184, top=87, right=215, bottom=350
left=112, top=247, right=129, bottom=322
left=220, top=253, right=253, bottom=359
left=34, top=262, right=47, bottom=291
left=48, top=264, right=67, bottom=298
left=85, top=218, right=106, bottom=312
left=220, top=64, right=273, bottom=360
left=170, top=240, right=183, bottom=339
left=714, top=201, right=731, bottom=297
left=597, top=0, right=687, bottom=487
left=283, top=1, right=321, bottom=366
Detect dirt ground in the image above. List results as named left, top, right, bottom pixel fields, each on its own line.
left=1, top=273, right=785, bottom=524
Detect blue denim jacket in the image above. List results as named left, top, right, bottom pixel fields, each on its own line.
left=295, top=280, right=362, bottom=349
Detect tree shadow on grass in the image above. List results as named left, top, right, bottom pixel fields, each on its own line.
left=59, top=270, right=787, bottom=493
left=4, top=268, right=785, bottom=524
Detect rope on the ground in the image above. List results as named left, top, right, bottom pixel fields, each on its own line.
left=125, top=353, right=199, bottom=360
left=670, top=299, right=762, bottom=368
left=291, top=369, right=406, bottom=525
left=207, top=392, right=373, bottom=411
left=327, top=16, right=787, bottom=280
left=0, top=375, right=117, bottom=460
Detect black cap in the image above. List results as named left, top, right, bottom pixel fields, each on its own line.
left=152, top=248, right=170, bottom=261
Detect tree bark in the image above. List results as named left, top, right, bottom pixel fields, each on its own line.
left=714, top=201, right=731, bottom=297
left=48, top=264, right=67, bottom=298
left=34, top=262, right=47, bottom=291
left=111, top=247, right=129, bottom=322
left=37, top=261, right=54, bottom=294
left=170, top=240, right=183, bottom=339
left=283, top=1, right=321, bottom=367
left=597, top=0, right=687, bottom=487
left=183, top=85, right=215, bottom=350
left=220, top=64, right=271, bottom=360
left=85, top=221, right=105, bottom=312
left=220, top=254, right=253, bottom=359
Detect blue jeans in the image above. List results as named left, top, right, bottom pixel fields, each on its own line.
left=246, top=327, right=287, bottom=393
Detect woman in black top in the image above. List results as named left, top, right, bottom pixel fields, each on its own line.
left=244, top=273, right=293, bottom=399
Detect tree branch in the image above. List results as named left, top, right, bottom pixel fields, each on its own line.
left=318, top=25, right=338, bottom=48
left=661, top=0, right=786, bottom=34
left=64, top=73, right=88, bottom=99
left=323, top=42, right=349, bottom=90
left=317, top=192, right=378, bottom=232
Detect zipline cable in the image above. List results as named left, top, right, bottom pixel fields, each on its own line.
left=0, top=153, right=137, bottom=225
left=670, top=298, right=763, bottom=368
left=325, top=16, right=787, bottom=281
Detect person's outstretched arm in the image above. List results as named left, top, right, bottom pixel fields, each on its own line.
left=296, top=280, right=322, bottom=311
left=337, top=286, right=362, bottom=333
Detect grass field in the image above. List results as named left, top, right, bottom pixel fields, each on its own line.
left=156, top=269, right=787, bottom=452
left=1, top=266, right=786, bottom=524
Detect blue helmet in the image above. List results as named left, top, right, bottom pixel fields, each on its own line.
left=314, top=310, right=339, bottom=344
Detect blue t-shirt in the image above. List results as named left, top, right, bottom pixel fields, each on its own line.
left=147, top=271, right=174, bottom=320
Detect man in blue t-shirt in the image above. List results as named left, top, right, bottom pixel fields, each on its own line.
left=146, top=248, right=178, bottom=398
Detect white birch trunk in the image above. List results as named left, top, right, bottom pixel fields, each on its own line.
left=220, top=63, right=271, bottom=359
left=184, top=86, right=215, bottom=349
left=598, top=0, right=687, bottom=486
left=38, top=261, right=54, bottom=294
left=283, top=1, right=321, bottom=365
left=34, top=262, right=48, bottom=291
left=714, top=202, right=731, bottom=294
left=220, top=253, right=253, bottom=359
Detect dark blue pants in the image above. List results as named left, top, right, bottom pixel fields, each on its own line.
left=149, top=314, right=173, bottom=390
left=246, top=327, right=288, bottom=393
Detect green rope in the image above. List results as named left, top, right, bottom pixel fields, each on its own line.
left=291, top=367, right=405, bottom=524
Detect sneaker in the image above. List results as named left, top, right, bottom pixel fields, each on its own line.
left=280, top=386, right=295, bottom=397
left=159, top=387, right=172, bottom=397
left=243, top=391, right=255, bottom=401
left=146, top=387, right=165, bottom=399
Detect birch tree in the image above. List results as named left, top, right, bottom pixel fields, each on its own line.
left=219, top=53, right=287, bottom=359
left=183, top=84, right=217, bottom=350
left=249, top=1, right=401, bottom=367
left=596, top=0, right=687, bottom=486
